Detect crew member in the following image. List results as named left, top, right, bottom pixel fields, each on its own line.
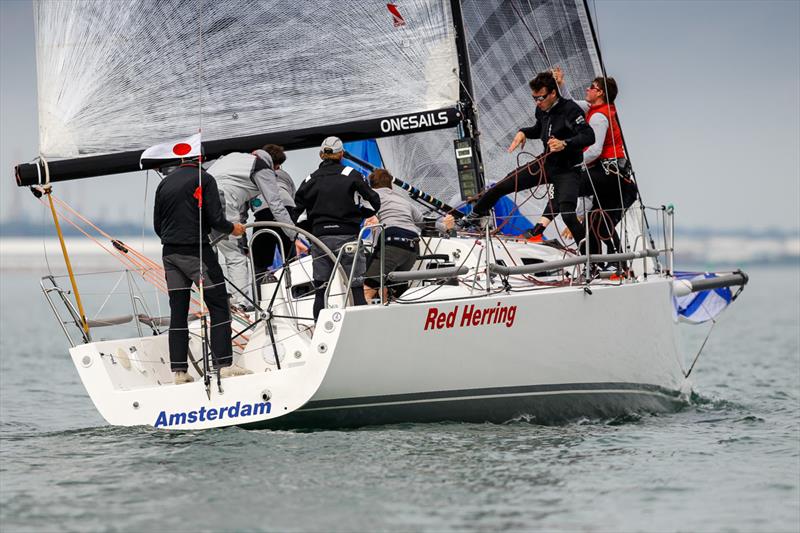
left=554, top=67, right=637, bottom=256
left=294, top=137, right=381, bottom=320
left=469, top=71, right=595, bottom=247
left=250, top=144, right=307, bottom=288
left=153, top=158, right=251, bottom=384
left=362, top=169, right=455, bottom=302
left=208, top=147, right=300, bottom=310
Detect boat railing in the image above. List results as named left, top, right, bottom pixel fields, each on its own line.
left=40, top=270, right=165, bottom=348
left=242, top=203, right=677, bottom=316
left=324, top=222, right=385, bottom=308
left=241, top=221, right=350, bottom=317
left=487, top=249, right=663, bottom=277
left=636, top=203, right=675, bottom=276
left=41, top=275, right=87, bottom=347
left=247, top=225, right=295, bottom=317
left=433, top=200, right=679, bottom=293
left=387, top=266, right=469, bottom=283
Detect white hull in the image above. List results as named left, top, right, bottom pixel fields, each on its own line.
left=68, top=318, right=338, bottom=430
left=64, top=236, right=691, bottom=430
left=255, top=276, right=687, bottom=428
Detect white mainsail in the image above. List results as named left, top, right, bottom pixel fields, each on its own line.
left=33, top=0, right=459, bottom=159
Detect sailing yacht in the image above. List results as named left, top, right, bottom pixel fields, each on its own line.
left=15, top=0, right=747, bottom=430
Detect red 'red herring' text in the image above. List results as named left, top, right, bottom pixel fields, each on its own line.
left=424, top=303, right=517, bottom=331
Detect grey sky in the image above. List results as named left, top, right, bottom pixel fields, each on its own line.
left=1, top=0, right=798, bottom=231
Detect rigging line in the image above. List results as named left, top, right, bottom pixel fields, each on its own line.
left=38, top=156, right=90, bottom=337
left=581, top=163, right=613, bottom=249
left=43, top=197, right=170, bottom=294
left=526, top=0, right=554, bottom=69
left=453, top=151, right=552, bottom=212
left=586, top=0, right=653, bottom=259
left=456, top=74, right=479, bottom=111
left=685, top=318, right=717, bottom=379
left=194, top=0, right=211, bottom=391
left=92, top=271, right=127, bottom=320
left=491, top=151, right=548, bottom=235
left=43, top=197, right=238, bottom=339
left=510, top=0, right=551, bottom=67
left=51, top=197, right=168, bottom=280
left=587, top=1, right=627, bottom=248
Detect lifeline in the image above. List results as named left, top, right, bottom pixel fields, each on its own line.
left=154, top=400, right=271, bottom=428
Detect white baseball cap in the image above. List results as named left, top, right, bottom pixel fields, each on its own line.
left=320, top=136, right=343, bottom=154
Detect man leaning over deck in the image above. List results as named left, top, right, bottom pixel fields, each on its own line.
left=153, top=157, right=252, bottom=384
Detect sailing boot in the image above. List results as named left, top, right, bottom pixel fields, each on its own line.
left=174, top=371, right=195, bottom=385
left=219, top=364, right=254, bottom=378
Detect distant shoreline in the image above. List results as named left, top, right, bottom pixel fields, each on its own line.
left=1, top=236, right=796, bottom=273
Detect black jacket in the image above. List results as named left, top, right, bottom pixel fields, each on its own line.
left=520, top=98, right=595, bottom=175
left=153, top=163, right=234, bottom=251
left=294, top=160, right=381, bottom=236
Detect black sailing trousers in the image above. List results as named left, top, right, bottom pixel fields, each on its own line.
left=582, top=164, right=638, bottom=255
left=163, top=246, right=233, bottom=372
left=472, top=164, right=585, bottom=247
left=251, top=208, right=296, bottom=291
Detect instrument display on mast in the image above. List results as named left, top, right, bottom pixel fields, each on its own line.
left=454, top=138, right=482, bottom=200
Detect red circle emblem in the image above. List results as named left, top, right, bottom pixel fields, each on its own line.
left=172, top=143, right=192, bottom=156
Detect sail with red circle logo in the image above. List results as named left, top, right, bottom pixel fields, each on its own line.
left=139, top=133, right=202, bottom=167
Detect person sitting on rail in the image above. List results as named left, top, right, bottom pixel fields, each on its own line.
left=293, top=136, right=381, bottom=321
left=362, top=169, right=455, bottom=302
left=206, top=147, right=299, bottom=311
left=153, top=156, right=250, bottom=384
left=465, top=71, right=595, bottom=247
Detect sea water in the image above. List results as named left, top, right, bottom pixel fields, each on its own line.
left=1, top=265, right=798, bottom=532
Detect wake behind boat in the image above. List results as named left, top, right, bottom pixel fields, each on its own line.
left=14, top=0, right=748, bottom=430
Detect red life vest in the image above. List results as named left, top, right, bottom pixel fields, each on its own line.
left=585, top=103, right=625, bottom=160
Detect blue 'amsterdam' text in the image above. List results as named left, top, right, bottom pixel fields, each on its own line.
left=154, top=401, right=271, bottom=428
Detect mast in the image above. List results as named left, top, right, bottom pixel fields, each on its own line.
left=449, top=0, right=485, bottom=195
left=15, top=107, right=461, bottom=186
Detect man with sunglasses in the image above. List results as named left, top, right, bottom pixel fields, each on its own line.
left=468, top=71, right=594, bottom=248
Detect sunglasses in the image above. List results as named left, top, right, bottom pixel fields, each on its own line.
left=588, top=85, right=602, bottom=92
left=532, top=93, right=550, bottom=102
